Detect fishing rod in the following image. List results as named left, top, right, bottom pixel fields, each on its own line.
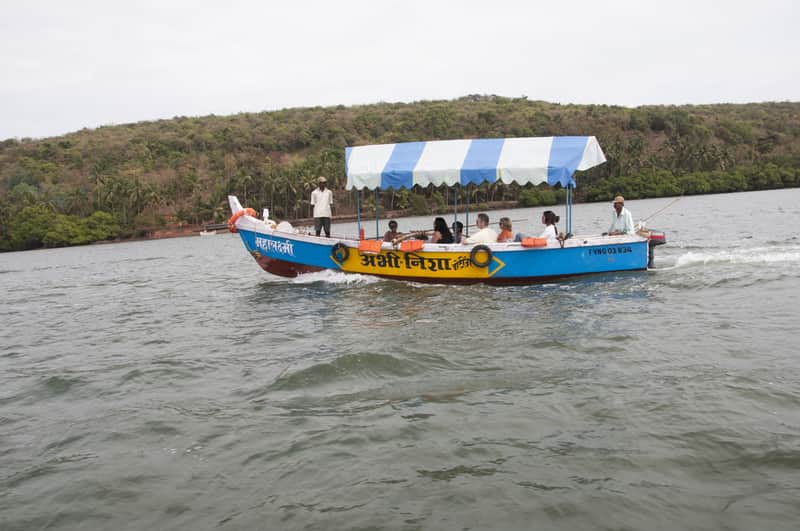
left=356, top=215, right=531, bottom=243
left=393, top=218, right=527, bottom=239
left=479, top=218, right=526, bottom=228
left=641, top=196, right=682, bottom=223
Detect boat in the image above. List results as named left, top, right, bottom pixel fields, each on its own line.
left=199, top=229, right=216, bottom=236
left=227, top=136, right=666, bottom=285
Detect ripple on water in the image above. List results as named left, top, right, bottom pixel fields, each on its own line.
left=417, top=464, right=498, bottom=481
left=267, top=352, right=427, bottom=392
left=141, top=420, right=182, bottom=436
left=44, top=434, right=87, bottom=452
left=41, top=375, right=86, bottom=396
left=1, top=452, right=97, bottom=492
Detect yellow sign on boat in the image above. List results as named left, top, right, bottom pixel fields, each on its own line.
left=339, top=249, right=504, bottom=279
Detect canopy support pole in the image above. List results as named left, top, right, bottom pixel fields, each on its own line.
left=453, top=185, right=458, bottom=232
left=356, top=190, right=361, bottom=239
left=566, top=185, right=573, bottom=237
left=465, top=185, right=470, bottom=236
left=375, top=188, right=379, bottom=239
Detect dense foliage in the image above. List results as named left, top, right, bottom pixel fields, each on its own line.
left=1, top=96, right=799, bottom=251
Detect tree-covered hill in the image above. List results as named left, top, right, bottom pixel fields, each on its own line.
left=1, top=96, right=799, bottom=251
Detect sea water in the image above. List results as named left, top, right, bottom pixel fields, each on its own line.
left=1, top=189, right=799, bottom=530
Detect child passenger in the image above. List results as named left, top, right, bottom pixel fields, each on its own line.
left=451, top=221, right=464, bottom=243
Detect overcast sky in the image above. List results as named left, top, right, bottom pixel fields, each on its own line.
left=2, top=0, right=798, bottom=140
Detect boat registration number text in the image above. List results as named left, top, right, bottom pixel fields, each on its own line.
left=588, top=246, right=633, bottom=256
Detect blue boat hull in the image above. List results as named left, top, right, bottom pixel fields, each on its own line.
left=235, top=228, right=649, bottom=285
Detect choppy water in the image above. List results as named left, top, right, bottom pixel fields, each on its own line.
left=2, top=189, right=799, bottom=530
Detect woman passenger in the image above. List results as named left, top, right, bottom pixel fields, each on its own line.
left=429, top=217, right=454, bottom=244
left=514, top=210, right=560, bottom=242
left=539, top=210, right=560, bottom=241
left=496, top=217, right=513, bottom=242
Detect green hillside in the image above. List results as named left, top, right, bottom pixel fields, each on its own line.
left=1, top=96, right=799, bottom=251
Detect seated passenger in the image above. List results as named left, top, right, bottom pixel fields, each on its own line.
left=538, top=210, right=560, bottom=241
left=496, top=217, right=513, bottom=242
left=451, top=221, right=464, bottom=243
left=429, top=217, right=454, bottom=244
left=383, top=220, right=401, bottom=242
left=462, top=213, right=497, bottom=244
left=514, top=210, right=560, bottom=242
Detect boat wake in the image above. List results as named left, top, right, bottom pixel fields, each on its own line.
left=289, top=269, right=383, bottom=285
left=667, top=246, right=800, bottom=269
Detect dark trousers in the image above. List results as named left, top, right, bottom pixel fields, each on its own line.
left=314, top=217, right=331, bottom=237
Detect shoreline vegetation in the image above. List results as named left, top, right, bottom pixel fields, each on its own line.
left=2, top=95, right=799, bottom=252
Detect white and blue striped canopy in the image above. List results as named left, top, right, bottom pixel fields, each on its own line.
left=345, top=136, right=606, bottom=191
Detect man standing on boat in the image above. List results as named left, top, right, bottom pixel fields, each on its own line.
left=311, top=176, right=333, bottom=237
left=607, top=195, right=635, bottom=235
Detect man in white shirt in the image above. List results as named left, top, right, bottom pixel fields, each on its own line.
left=607, top=195, right=635, bottom=235
left=310, top=176, right=333, bottom=237
left=462, top=213, right=497, bottom=244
